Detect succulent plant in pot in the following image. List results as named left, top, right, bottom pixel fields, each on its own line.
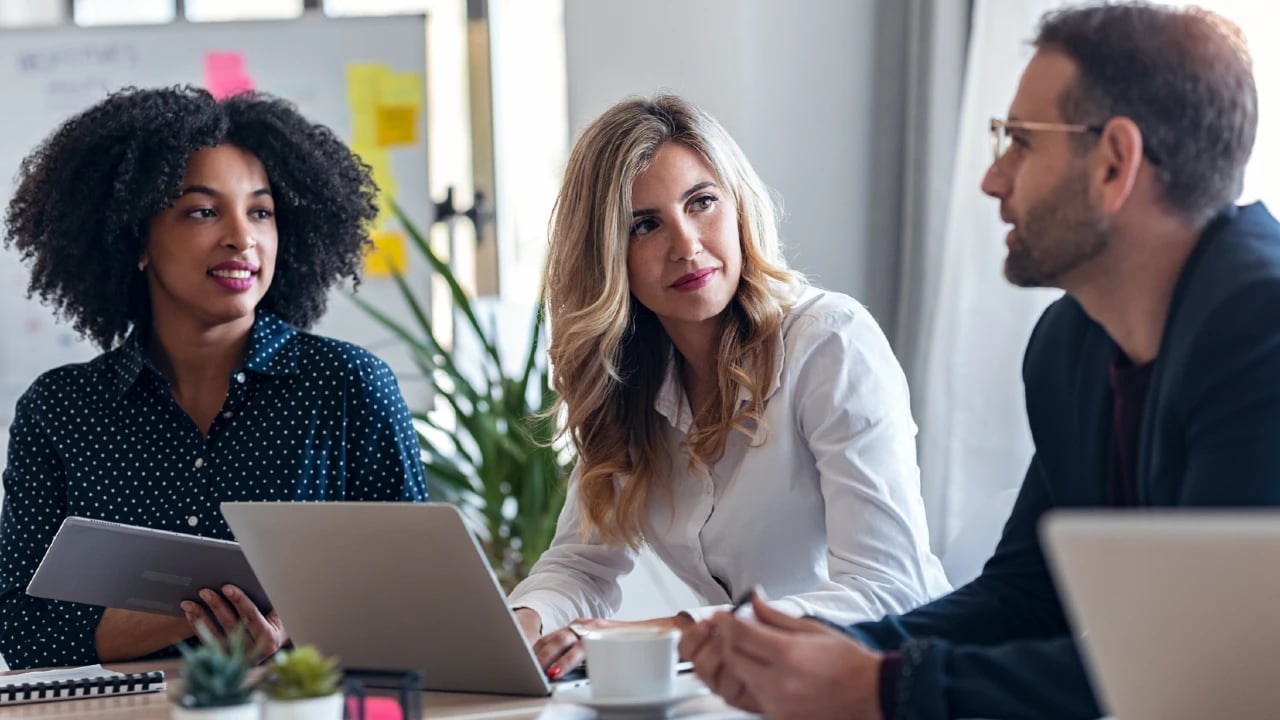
left=260, top=645, right=344, bottom=720
left=173, top=623, right=259, bottom=720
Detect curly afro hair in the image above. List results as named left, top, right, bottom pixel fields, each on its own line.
left=3, top=85, right=379, bottom=350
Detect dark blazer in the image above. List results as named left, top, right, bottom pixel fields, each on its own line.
left=845, top=202, right=1280, bottom=719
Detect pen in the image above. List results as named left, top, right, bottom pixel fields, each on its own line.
left=730, top=586, right=758, bottom=615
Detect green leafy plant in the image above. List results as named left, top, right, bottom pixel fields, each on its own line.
left=261, top=645, right=342, bottom=701
left=176, top=623, right=256, bottom=708
left=350, top=202, right=574, bottom=592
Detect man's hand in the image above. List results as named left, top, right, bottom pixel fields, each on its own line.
left=535, top=614, right=694, bottom=680
left=681, top=614, right=752, bottom=707
left=695, top=595, right=885, bottom=720
left=181, top=584, right=288, bottom=661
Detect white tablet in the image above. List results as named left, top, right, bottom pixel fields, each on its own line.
left=26, top=516, right=270, bottom=617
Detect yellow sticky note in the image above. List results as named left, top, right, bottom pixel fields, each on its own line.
left=376, top=105, right=418, bottom=146
left=347, top=63, right=392, bottom=146
left=372, top=193, right=397, bottom=228
left=346, top=63, right=388, bottom=107
left=364, top=230, right=407, bottom=278
left=351, top=144, right=396, bottom=194
left=351, top=107, right=377, bottom=147
left=381, top=72, right=424, bottom=107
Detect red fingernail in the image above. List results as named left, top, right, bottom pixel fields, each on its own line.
left=548, top=666, right=561, bottom=679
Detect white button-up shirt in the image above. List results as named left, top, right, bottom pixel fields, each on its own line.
left=508, top=288, right=950, bottom=631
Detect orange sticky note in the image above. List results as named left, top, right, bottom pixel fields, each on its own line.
left=364, top=230, right=407, bottom=278
left=375, top=105, right=418, bottom=146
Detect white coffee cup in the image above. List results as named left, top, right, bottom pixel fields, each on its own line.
left=582, top=627, right=680, bottom=699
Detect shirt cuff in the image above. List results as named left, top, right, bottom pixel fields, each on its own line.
left=507, top=590, right=573, bottom=634
left=680, top=604, right=731, bottom=623
left=20, top=602, right=108, bottom=669
left=878, top=650, right=902, bottom=720
left=684, top=597, right=808, bottom=623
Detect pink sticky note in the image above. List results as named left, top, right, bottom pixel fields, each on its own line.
left=204, top=51, right=255, bottom=100
left=206, top=51, right=243, bottom=74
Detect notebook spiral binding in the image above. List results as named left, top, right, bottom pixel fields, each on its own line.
left=1, top=670, right=165, bottom=704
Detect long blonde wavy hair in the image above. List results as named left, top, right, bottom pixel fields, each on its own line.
left=544, top=94, right=803, bottom=548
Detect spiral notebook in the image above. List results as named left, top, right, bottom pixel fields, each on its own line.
left=0, top=664, right=166, bottom=705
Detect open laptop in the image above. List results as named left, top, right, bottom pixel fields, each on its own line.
left=220, top=502, right=583, bottom=696
left=1041, top=510, right=1280, bottom=720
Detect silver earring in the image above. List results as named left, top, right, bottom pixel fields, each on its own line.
left=137, top=260, right=146, bottom=272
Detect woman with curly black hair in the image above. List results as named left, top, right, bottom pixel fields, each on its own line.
left=0, top=86, right=428, bottom=669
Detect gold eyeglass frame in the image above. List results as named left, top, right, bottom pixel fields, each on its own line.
left=989, top=118, right=1103, bottom=162
left=989, top=117, right=1163, bottom=166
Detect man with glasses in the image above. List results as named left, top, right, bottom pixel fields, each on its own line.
left=681, top=3, right=1280, bottom=718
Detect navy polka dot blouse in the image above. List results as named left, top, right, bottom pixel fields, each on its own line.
left=0, top=312, right=428, bottom=669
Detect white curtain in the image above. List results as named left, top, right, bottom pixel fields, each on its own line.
left=915, top=0, right=1067, bottom=552
left=916, top=0, right=1280, bottom=553
left=1202, top=1, right=1280, bottom=208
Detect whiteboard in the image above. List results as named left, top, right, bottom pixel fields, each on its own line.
left=0, top=13, right=434, bottom=420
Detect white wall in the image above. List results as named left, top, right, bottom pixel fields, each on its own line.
left=564, top=0, right=909, bottom=322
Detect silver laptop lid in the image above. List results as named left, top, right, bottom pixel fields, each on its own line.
left=220, top=502, right=552, bottom=696
left=1042, top=510, right=1280, bottom=720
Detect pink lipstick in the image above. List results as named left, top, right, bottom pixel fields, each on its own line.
left=672, top=268, right=716, bottom=292
left=208, top=261, right=258, bottom=292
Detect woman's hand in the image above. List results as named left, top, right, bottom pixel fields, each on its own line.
left=514, top=607, right=543, bottom=646
left=95, top=609, right=197, bottom=662
left=536, top=613, right=694, bottom=680
left=181, top=584, right=288, bottom=661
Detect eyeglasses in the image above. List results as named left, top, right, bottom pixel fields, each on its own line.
left=989, top=118, right=1101, bottom=163
left=989, top=118, right=1163, bottom=166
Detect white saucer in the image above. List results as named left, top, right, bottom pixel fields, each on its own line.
left=554, top=676, right=711, bottom=718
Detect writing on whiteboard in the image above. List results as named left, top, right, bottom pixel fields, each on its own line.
left=18, top=44, right=139, bottom=74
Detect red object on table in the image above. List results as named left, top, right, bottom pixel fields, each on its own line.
left=347, top=695, right=405, bottom=720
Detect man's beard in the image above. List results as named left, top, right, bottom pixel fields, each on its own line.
left=1003, top=169, right=1109, bottom=288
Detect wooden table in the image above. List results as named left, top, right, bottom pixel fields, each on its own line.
left=0, top=662, right=751, bottom=719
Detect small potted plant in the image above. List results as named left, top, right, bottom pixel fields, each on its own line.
left=260, top=645, right=344, bottom=720
left=173, top=623, right=259, bottom=720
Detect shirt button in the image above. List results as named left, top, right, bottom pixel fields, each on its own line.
left=187, top=516, right=199, bottom=527
left=234, top=372, right=246, bottom=384
left=194, top=457, right=204, bottom=469
left=222, top=411, right=234, bottom=419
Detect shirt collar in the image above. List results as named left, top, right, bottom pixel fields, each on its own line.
left=243, top=312, right=300, bottom=377
left=109, top=312, right=299, bottom=397
left=653, top=327, right=787, bottom=434
left=110, top=332, right=155, bottom=398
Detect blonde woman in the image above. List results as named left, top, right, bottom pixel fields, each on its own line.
left=508, top=94, right=949, bottom=679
